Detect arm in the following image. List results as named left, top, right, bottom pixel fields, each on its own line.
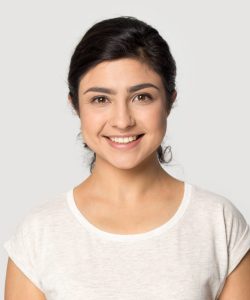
left=218, top=249, right=250, bottom=299
left=4, top=258, right=46, bottom=300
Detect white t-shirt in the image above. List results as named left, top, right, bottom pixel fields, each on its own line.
left=3, top=182, right=250, bottom=300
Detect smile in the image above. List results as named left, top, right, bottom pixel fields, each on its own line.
left=107, top=134, right=143, bottom=144
left=104, top=134, right=144, bottom=149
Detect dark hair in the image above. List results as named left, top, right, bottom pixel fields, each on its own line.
left=68, top=16, right=177, bottom=173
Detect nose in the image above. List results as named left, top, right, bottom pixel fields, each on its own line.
left=109, top=101, right=135, bottom=129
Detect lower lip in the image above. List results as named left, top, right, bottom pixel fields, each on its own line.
left=104, top=135, right=144, bottom=150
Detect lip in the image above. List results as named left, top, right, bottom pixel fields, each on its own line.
left=104, top=134, right=144, bottom=150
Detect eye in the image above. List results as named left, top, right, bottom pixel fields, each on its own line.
left=134, top=93, right=153, bottom=102
left=91, top=96, right=109, bottom=104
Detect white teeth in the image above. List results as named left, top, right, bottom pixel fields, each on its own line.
left=109, top=135, right=138, bottom=144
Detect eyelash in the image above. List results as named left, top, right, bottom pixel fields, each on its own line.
left=91, top=93, right=153, bottom=104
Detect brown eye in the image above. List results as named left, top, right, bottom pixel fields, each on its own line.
left=134, top=93, right=153, bottom=102
left=91, top=96, right=108, bottom=104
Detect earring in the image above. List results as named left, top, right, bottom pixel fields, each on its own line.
left=77, top=129, right=84, bottom=142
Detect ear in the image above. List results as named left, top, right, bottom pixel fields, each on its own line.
left=68, top=94, right=80, bottom=118
left=68, top=94, right=72, bottom=104
left=166, top=90, right=177, bottom=117
left=171, top=90, right=177, bottom=102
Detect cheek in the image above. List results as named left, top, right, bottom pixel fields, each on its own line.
left=80, top=110, right=104, bottom=137
left=142, top=105, right=167, bottom=132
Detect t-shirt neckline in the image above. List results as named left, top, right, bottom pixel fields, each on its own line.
left=66, top=181, right=192, bottom=242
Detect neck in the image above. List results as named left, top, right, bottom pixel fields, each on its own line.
left=83, top=151, right=174, bottom=207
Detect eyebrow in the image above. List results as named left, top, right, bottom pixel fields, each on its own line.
left=83, top=83, right=160, bottom=95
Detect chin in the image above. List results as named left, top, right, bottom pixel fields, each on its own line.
left=107, top=153, right=156, bottom=171
left=109, top=159, right=141, bottom=170
left=96, top=143, right=160, bottom=169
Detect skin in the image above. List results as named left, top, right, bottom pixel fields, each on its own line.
left=69, top=57, right=186, bottom=234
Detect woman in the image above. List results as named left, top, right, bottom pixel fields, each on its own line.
left=4, top=16, right=250, bottom=299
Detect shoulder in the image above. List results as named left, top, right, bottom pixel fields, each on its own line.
left=189, top=183, right=246, bottom=220
left=187, top=183, right=249, bottom=251
left=189, top=183, right=250, bottom=266
left=11, top=191, right=69, bottom=242
left=27, top=191, right=69, bottom=220
left=4, top=190, right=70, bottom=267
left=3, top=191, right=70, bottom=293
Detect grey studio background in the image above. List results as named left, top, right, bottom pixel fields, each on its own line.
left=1, top=0, right=249, bottom=296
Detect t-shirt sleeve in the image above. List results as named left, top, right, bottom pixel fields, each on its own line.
left=223, top=198, right=250, bottom=276
left=3, top=214, right=44, bottom=292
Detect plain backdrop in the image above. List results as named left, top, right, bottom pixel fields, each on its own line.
left=1, top=0, right=249, bottom=296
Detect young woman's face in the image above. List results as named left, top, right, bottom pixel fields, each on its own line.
left=77, top=58, right=170, bottom=170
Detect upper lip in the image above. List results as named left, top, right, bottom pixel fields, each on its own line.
left=104, top=133, right=144, bottom=138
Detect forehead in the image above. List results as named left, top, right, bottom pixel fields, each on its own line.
left=79, top=58, right=163, bottom=89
